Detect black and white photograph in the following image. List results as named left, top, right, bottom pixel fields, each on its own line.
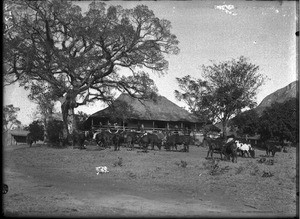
left=3, top=0, right=298, bottom=217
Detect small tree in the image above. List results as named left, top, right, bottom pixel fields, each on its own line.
left=27, top=120, right=44, bottom=142
left=3, top=104, right=21, bottom=132
left=175, top=56, right=266, bottom=137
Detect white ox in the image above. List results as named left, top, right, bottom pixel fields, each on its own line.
left=235, top=140, right=255, bottom=158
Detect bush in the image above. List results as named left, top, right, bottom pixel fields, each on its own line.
left=28, top=120, right=44, bottom=142
left=180, top=160, right=187, bottom=168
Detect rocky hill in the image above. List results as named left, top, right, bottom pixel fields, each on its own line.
left=255, top=80, right=298, bottom=115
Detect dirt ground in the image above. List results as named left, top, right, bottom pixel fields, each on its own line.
left=2, top=142, right=298, bottom=217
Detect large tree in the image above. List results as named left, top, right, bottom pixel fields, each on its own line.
left=4, top=1, right=179, bottom=146
left=175, top=56, right=265, bottom=136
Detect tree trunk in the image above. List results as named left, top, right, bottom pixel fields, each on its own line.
left=61, top=102, right=70, bottom=146
left=60, top=89, right=80, bottom=148
left=43, top=118, right=49, bottom=143
left=222, top=120, right=228, bottom=139
left=70, top=107, right=81, bottom=149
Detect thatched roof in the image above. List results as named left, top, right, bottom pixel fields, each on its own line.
left=10, top=130, right=29, bottom=137
left=90, top=93, right=201, bottom=123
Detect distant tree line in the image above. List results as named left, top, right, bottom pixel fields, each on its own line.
left=231, top=97, right=299, bottom=144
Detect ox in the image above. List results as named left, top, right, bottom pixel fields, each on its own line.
left=203, top=136, right=226, bottom=159
left=93, top=130, right=113, bottom=148
left=264, top=141, right=282, bottom=157
left=165, top=134, right=193, bottom=152
left=122, top=131, right=143, bottom=150
left=73, top=130, right=93, bottom=149
left=203, top=137, right=238, bottom=162
left=235, top=140, right=255, bottom=158
left=111, top=130, right=126, bottom=151
left=223, top=139, right=238, bottom=163
left=137, top=132, right=162, bottom=152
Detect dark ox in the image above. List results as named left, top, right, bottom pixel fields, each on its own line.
left=203, top=136, right=225, bottom=159
left=93, top=130, right=115, bottom=148
left=264, top=141, right=282, bottom=157
left=165, top=134, right=193, bottom=152
left=111, top=131, right=127, bottom=151
left=223, top=140, right=238, bottom=163
left=73, top=130, right=93, bottom=149
left=122, top=131, right=143, bottom=150
left=203, top=137, right=237, bottom=163
left=137, top=132, right=162, bottom=152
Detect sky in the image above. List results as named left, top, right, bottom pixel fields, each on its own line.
left=3, top=0, right=298, bottom=125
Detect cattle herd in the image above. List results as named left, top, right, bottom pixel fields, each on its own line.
left=63, top=128, right=286, bottom=163
left=25, top=128, right=287, bottom=163
left=91, top=129, right=193, bottom=153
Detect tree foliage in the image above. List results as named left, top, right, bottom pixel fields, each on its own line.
left=3, top=104, right=21, bottom=132
left=75, top=111, right=89, bottom=131
left=231, top=109, right=260, bottom=136
left=106, top=100, right=140, bottom=124
left=258, top=98, right=298, bottom=143
left=175, top=75, right=212, bottom=125
left=27, top=120, right=44, bottom=142
left=4, top=0, right=179, bottom=143
left=175, top=56, right=265, bottom=136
